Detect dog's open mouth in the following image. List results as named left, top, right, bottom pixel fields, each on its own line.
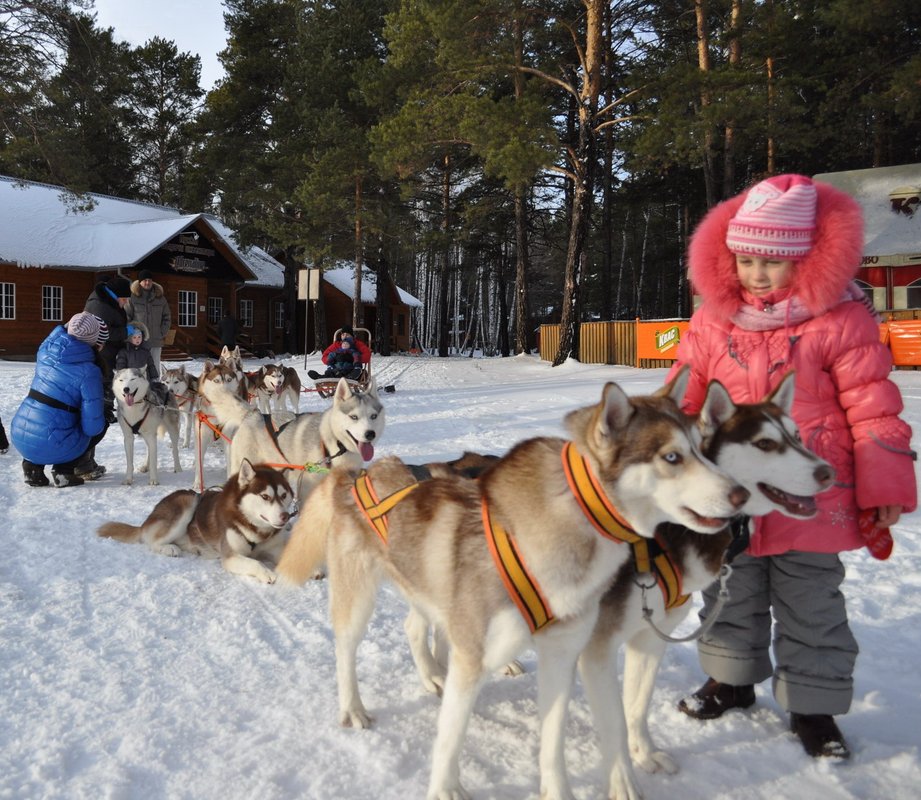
left=683, top=508, right=731, bottom=531
left=348, top=432, right=375, bottom=462
left=757, top=483, right=817, bottom=517
left=123, top=388, right=138, bottom=407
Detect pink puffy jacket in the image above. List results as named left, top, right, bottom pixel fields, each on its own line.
left=671, top=180, right=916, bottom=556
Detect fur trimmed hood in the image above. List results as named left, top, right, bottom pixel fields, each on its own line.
left=688, top=180, right=864, bottom=319
left=130, top=279, right=164, bottom=298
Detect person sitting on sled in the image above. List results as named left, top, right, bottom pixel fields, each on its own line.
left=310, top=325, right=370, bottom=381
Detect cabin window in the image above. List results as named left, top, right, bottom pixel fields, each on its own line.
left=240, top=299, right=253, bottom=328
left=178, top=290, right=198, bottom=327
left=208, top=296, right=223, bottom=324
left=0, top=282, right=14, bottom=320
left=42, top=285, right=63, bottom=321
left=905, top=280, right=921, bottom=310
left=274, top=301, right=284, bottom=329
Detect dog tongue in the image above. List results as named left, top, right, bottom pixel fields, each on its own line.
left=359, top=441, right=374, bottom=462
left=124, top=393, right=134, bottom=407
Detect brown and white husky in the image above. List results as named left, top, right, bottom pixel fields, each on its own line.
left=161, top=365, right=200, bottom=448
left=275, top=369, right=749, bottom=800
left=97, top=459, right=295, bottom=583
left=581, top=372, right=834, bottom=799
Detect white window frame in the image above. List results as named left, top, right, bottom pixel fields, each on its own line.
left=42, top=285, right=63, bottom=321
left=274, top=301, right=284, bottom=329
left=240, top=298, right=253, bottom=328
left=178, top=290, right=198, bottom=327
left=0, top=282, right=15, bottom=320
left=208, top=296, right=223, bottom=325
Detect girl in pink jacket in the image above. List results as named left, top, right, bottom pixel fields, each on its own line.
left=671, top=174, right=916, bottom=760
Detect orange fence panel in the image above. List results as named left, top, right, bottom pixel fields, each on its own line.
left=634, top=320, right=689, bottom=366
left=879, top=323, right=890, bottom=346
left=888, top=320, right=921, bottom=366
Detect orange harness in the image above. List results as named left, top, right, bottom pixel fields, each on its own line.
left=483, top=442, right=688, bottom=634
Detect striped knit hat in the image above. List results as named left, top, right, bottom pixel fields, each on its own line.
left=726, top=174, right=817, bottom=259
left=66, top=312, right=109, bottom=346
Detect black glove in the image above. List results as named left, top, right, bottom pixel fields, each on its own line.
left=105, top=406, right=117, bottom=425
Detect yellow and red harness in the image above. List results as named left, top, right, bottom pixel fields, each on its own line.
left=349, top=442, right=688, bottom=634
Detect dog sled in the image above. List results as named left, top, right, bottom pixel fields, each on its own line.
left=311, top=327, right=373, bottom=399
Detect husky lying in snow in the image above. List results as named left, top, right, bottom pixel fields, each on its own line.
left=97, top=459, right=295, bottom=583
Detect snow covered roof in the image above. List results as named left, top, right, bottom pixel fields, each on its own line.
left=814, top=164, right=921, bottom=265
left=0, top=175, right=282, bottom=279
left=321, top=263, right=422, bottom=308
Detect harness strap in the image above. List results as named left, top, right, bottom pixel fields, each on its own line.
left=129, top=406, right=151, bottom=436
left=196, top=410, right=231, bottom=443
left=482, top=499, right=554, bottom=633
left=351, top=472, right=421, bottom=544
left=562, top=441, right=688, bottom=609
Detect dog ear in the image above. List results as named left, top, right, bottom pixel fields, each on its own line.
left=238, top=459, right=256, bottom=486
left=334, top=377, right=352, bottom=401
left=597, top=381, right=635, bottom=437
left=699, top=380, right=736, bottom=433
left=768, top=371, right=796, bottom=414
left=657, top=364, right=689, bottom=406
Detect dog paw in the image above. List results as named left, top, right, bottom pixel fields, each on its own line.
left=153, top=544, right=181, bottom=557
left=420, top=673, right=445, bottom=697
left=148, top=478, right=160, bottom=486
left=310, top=569, right=326, bottom=580
left=633, top=748, right=677, bottom=775
left=607, top=761, right=644, bottom=800
left=502, top=659, right=525, bottom=677
left=122, top=477, right=133, bottom=486
left=340, top=707, right=373, bottom=729
left=138, top=464, right=149, bottom=473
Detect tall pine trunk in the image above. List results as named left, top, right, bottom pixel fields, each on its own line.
left=552, top=0, right=603, bottom=367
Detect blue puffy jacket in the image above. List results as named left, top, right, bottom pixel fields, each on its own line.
left=11, top=326, right=106, bottom=465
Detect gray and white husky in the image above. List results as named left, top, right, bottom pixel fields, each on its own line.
left=200, top=373, right=384, bottom=501
left=275, top=369, right=748, bottom=800
left=112, top=368, right=182, bottom=486
left=161, top=365, right=199, bottom=448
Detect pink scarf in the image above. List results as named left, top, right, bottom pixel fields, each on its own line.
left=730, top=280, right=877, bottom=332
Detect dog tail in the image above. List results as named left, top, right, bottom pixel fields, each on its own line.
left=275, top=477, right=338, bottom=586
left=97, top=521, right=143, bottom=543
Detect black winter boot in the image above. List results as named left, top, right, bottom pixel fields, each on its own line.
left=52, top=471, right=84, bottom=488
left=74, top=451, right=106, bottom=480
left=23, top=462, right=50, bottom=487
left=790, top=713, right=851, bottom=760
left=677, top=677, right=756, bottom=720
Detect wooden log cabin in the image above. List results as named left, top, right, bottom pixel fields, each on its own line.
left=0, top=176, right=423, bottom=360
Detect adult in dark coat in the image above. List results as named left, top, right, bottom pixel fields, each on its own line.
left=127, top=270, right=171, bottom=371
left=85, top=275, right=132, bottom=374
left=11, top=312, right=109, bottom=487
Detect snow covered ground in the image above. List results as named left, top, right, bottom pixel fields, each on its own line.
left=1, top=353, right=919, bottom=800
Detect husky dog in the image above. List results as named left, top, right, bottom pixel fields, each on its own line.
left=112, top=368, right=182, bottom=486
left=580, top=373, right=835, bottom=800
left=200, top=374, right=384, bottom=502
left=192, top=359, right=244, bottom=491
left=275, top=371, right=749, bottom=800
left=161, top=365, right=200, bottom=448
left=97, top=459, right=295, bottom=583
left=261, top=363, right=301, bottom=414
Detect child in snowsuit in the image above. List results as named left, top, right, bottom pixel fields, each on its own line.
left=324, top=336, right=361, bottom=378
left=115, top=323, right=169, bottom=405
left=670, top=174, right=916, bottom=760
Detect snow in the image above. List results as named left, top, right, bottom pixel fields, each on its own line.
left=1, top=353, right=920, bottom=800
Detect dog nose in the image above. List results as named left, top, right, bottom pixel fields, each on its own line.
left=365, top=431, right=376, bottom=441
left=729, top=485, right=750, bottom=509
left=814, top=463, right=835, bottom=487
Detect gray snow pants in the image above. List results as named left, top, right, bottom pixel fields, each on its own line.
left=696, top=551, right=858, bottom=715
